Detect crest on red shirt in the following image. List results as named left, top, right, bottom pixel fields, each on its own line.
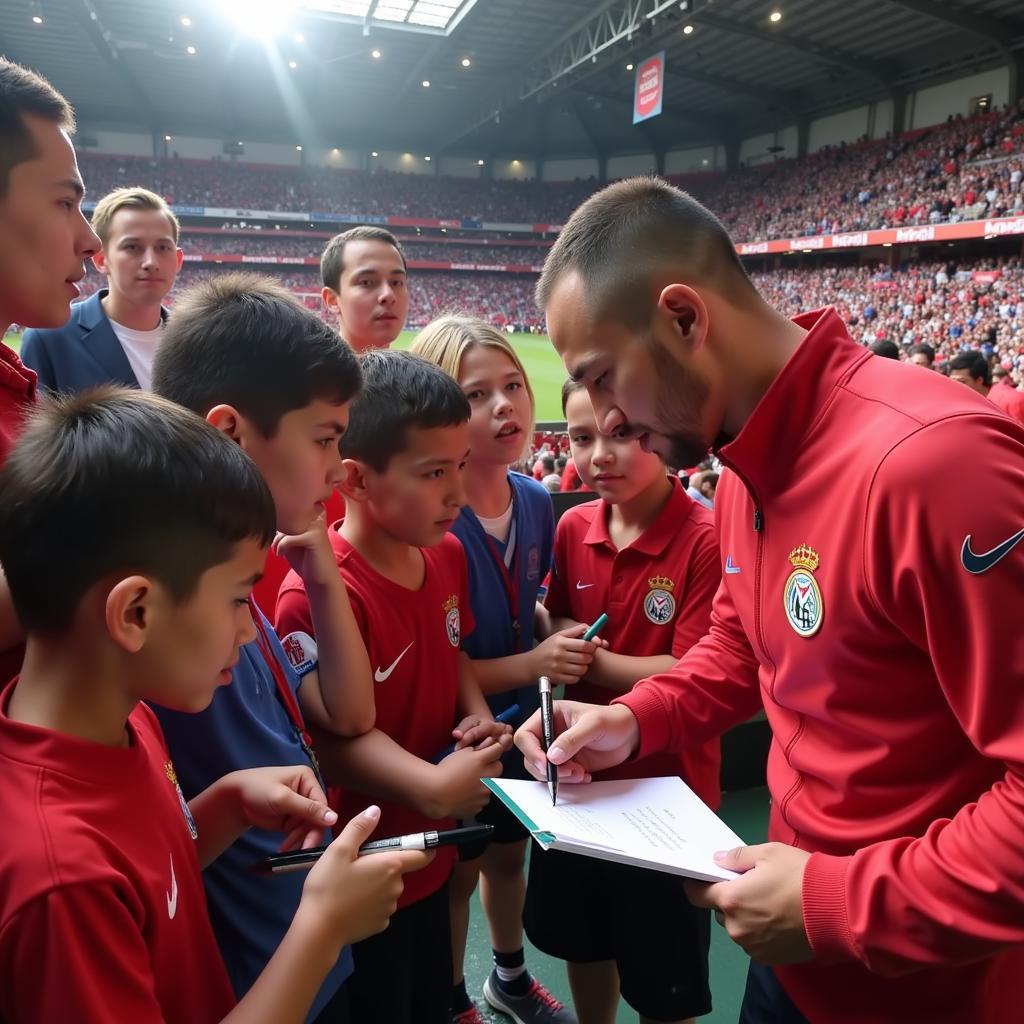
left=784, top=545, right=823, bottom=638
left=443, top=593, right=461, bottom=647
left=643, top=576, right=676, bottom=625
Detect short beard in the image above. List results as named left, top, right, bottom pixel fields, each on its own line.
left=647, top=334, right=711, bottom=469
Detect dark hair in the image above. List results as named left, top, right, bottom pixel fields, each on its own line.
left=542, top=455, right=556, bottom=473
left=0, top=58, right=75, bottom=198
left=537, top=176, right=757, bottom=328
left=909, top=342, right=935, bottom=365
left=555, top=455, right=567, bottom=472
left=321, top=226, right=406, bottom=291
left=702, top=471, right=720, bottom=489
left=869, top=339, right=900, bottom=359
left=0, top=388, right=275, bottom=635
left=949, top=350, right=992, bottom=387
left=560, top=376, right=586, bottom=417
left=152, top=272, right=361, bottom=436
left=341, top=349, right=469, bottom=471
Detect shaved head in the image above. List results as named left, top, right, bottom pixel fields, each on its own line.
left=536, top=176, right=757, bottom=328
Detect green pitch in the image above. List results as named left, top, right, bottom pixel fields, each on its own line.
left=5, top=330, right=566, bottom=421
left=395, top=330, right=565, bottom=421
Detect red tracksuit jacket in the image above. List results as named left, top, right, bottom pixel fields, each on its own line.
left=618, top=308, right=1024, bottom=1022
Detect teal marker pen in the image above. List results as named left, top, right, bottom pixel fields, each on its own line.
left=583, top=612, right=609, bottom=642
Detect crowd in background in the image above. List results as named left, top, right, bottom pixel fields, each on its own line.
left=75, top=99, right=1024, bottom=239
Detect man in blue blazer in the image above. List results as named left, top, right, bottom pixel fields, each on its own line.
left=22, top=186, right=181, bottom=392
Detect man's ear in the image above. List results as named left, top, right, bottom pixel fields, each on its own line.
left=206, top=405, right=254, bottom=447
left=104, top=575, right=160, bottom=654
left=321, top=286, right=341, bottom=317
left=91, top=248, right=110, bottom=276
left=338, top=458, right=371, bottom=502
left=656, top=283, right=709, bottom=353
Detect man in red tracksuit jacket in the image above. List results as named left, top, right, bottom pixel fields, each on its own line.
left=516, top=177, right=1024, bottom=1023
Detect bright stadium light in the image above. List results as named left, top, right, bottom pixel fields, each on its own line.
left=181, top=15, right=192, bottom=26
left=424, top=155, right=431, bottom=161
left=422, top=79, right=430, bottom=87
left=682, top=23, right=694, bottom=35
left=165, top=134, right=172, bottom=141
left=186, top=44, right=197, bottom=54
left=371, top=150, right=379, bottom=157
left=461, top=57, right=471, bottom=68
left=288, top=60, right=298, bottom=68
left=770, top=9, right=782, bottom=22
left=371, top=48, right=382, bottom=58
left=218, top=0, right=293, bottom=37
left=626, top=62, right=633, bottom=70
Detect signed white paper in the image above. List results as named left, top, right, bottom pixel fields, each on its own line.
left=486, top=776, right=745, bottom=882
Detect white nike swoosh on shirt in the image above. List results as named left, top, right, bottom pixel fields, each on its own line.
left=166, top=853, right=178, bottom=920
left=575, top=581, right=595, bottom=590
left=374, top=641, right=415, bottom=683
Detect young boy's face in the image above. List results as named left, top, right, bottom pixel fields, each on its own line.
left=238, top=398, right=350, bottom=535
left=322, top=239, right=408, bottom=351
left=0, top=116, right=100, bottom=329
left=93, top=207, right=182, bottom=308
left=565, top=387, right=666, bottom=504
left=350, top=422, right=469, bottom=548
left=139, top=536, right=266, bottom=713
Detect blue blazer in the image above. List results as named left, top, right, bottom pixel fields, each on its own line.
left=20, top=290, right=165, bottom=394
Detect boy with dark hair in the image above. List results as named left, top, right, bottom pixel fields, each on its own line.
left=524, top=379, right=720, bottom=1024
left=950, top=349, right=1024, bottom=425
left=0, top=57, right=99, bottom=461
left=320, top=226, right=409, bottom=351
left=276, top=349, right=513, bottom=1024
left=907, top=342, right=935, bottom=369
left=22, top=186, right=183, bottom=392
left=151, top=272, right=380, bottom=1020
left=0, top=388, right=427, bottom=1023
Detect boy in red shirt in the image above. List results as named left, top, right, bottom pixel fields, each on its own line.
left=276, top=350, right=512, bottom=1024
left=525, top=379, right=720, bottom=1024
left=0, top=389, right=429, bottom=1024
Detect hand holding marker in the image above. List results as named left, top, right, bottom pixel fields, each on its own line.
left=540, top=612, right=608, bottom=805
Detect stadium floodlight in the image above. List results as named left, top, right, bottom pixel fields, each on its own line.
left=461, top=57, right=471, bottom=68
left=371, top=48, right=382, bottom=58
left=682, top=23, right=694, bottom=35
left=181, top=15, right=192, bottom=26
left=422, top=79, right=430, bottom=87
left=371, top=150, right=379, bottom=157
left=30, top=0, right=44, bottom=24
left=165, top=134, right=172, bottom=141
left=424, top=155, right=431, bottom=161
left=288, top=60, right=298, bottom=68
left=186, top=44, right=197, bottom=54
left=218, top=0, right=293, bottom=37
left=626, top=62, right=633, bottom=70
left=770, top=9, right=783, bottom=22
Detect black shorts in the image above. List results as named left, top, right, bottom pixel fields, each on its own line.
left=346, top=883, right=452, bottom=1024
left=456, top=794, right=529, bottom=861
left=524, top=847, right=712, bottom=1022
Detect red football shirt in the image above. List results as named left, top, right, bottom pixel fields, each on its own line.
left=545, top=479, right=721, bottom=808
left=988, top=381, right=1024, bottom=426
left=276, top=527, right=474, bottom=907
left=0, top=683, right=236, bottom=1023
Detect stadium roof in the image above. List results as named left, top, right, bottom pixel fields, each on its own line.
left=3, top=0, right=1023, bottom=160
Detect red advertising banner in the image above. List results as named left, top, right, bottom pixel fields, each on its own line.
left=633, top=52, right=665, bottom=124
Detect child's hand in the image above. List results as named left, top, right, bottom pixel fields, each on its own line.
left=450, top=714, right=513, bottom=751
left=273, top=515, right=339, bottom=589
left=428, top=742, right=508, bottom=820
left=298, top=806, right=433, bottom=946
left=529, top=623, right=606, bottom=685
left=224, top=765, right=339, bottom=852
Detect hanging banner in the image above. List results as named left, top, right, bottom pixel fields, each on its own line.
left=633, top=52, right=665, bottom=124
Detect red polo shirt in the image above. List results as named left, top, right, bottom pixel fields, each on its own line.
left=275, top=527, right=473, bottom=908
left=988, top=380, right=1024, bottom=426
left=545, top=478, right=721, bottom=809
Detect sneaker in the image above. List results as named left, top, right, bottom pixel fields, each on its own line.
left=482, top=970, right=577, bottom=1024
left=451, top=1003, right=487, bottom=1024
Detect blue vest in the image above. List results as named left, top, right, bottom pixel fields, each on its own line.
left=454, top=472, right=554, bottom=778
left=151, top=605, right=351, bottom=1020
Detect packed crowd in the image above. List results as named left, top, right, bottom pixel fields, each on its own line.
left=752, top=257, right=1024, bottom=373
left=76, top=101, right=1024, bottom=239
